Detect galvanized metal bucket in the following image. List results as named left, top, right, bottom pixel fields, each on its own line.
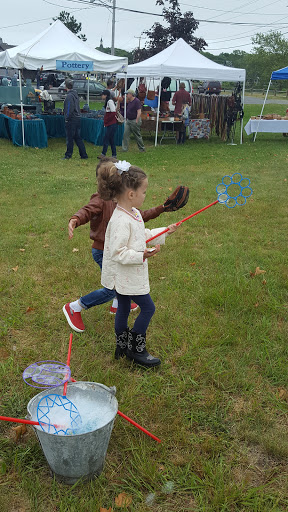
left=27, top=381, right=118, bottom=484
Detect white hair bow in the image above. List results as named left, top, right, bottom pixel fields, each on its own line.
left=115, top=160, right=131, bottom=174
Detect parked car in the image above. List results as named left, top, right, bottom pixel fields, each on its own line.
left=40, top=73, right=66, bottom=87
left=198, top=81, right=221, bottom=95
left=58, top=79, right=105, bottom=99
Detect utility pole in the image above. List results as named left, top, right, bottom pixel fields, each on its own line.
left=134, top=34, right=144, bottom=50
left=111, top=0, right=116, bottom=55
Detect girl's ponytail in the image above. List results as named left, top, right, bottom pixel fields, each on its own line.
left=97, top=161, right=123, bottom=200
left=97, top=160, right=147, bottom=201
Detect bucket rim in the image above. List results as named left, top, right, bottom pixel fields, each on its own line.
left=27, top=381, right=118, bottom=437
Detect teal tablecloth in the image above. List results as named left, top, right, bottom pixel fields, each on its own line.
left=81, top=118, right=124, bottom=145
left=0, top=113, right=123, bottom=147
left=39, top=114, right=66, bottom=138
left=38, top=114, right=124, bottom=145
left=0, top=113, right=48, bottom=148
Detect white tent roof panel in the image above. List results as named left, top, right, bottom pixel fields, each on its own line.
left=0, top=20, right=127, bottom=72
left=121, top=38, right=245, bottom=82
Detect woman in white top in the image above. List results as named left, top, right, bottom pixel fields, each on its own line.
left=99, top=159, right=179, bottom=367
left=99, top=90, right=117, bottom=159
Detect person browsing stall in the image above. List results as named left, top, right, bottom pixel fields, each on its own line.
left=122, top=89, right=145, bottom=153
left=99, top=90, right=117, bottom=159
left=172, top=82, right=191, bottom=116
left=63, top=78, right=88, bottom=160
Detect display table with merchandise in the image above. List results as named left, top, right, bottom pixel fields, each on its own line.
left=244, top=118, right=288, bottom=135
left=140, top=114, right=183, bottom=143
left=0, top=113, right=124, bottom=148
left=0, top=113, right=48, bottom=148
left=39, top=114, right=124, bottom=145
left=159, top=117, right=183, bottom=144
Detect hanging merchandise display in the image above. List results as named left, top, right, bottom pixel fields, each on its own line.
left=225, top=82, right=244, bottom=143
left=190, top=89, right=243, bottom=142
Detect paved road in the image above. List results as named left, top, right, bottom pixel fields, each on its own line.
left=244, top=96, right=288, bottom=105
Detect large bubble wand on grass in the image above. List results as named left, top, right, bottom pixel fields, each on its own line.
left=146, top=173, right=252, bottom=244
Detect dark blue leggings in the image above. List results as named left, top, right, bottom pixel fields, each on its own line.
left=115, top=292, right=155, bottom=335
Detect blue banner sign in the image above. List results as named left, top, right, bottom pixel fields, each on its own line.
left=56, top=60, right=93, bottom=71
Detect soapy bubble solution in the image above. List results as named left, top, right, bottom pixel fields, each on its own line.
left=34, top=391, right=116, bottom=436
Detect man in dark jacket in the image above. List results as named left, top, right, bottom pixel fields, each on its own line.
left=63, top=78, right=88, bottom=160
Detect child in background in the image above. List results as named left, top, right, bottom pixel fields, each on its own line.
left=99, top=90, right=117, bottom=159
left=98, top=160, right=179, bottom=368
left=177, top=103, right=190, bottom=144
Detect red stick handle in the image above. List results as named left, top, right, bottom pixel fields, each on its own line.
left=0, top=415, right=63, bottom=429
left=0, top=415, right=40, bottom=426
left=117, top=410, right=161, bottom=443
left=63, top=333, right=73, bottom=396
left=66, top=377, right=161, bottom=442
left=146, top=200, right=219, bottom=244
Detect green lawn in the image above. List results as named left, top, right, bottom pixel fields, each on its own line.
left=0, top=104, right=287, bottom=512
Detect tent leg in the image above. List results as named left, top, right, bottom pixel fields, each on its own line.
left=124, top=74, right=127, bottom=119
left=240, top=79, right=245, bottom=145
left=155, top=77, right=162, bottom=147
left=254, top=79, right=271, bottom=142
left=87, top=73, right=90, bottom=107
left=19, top=69, right=25, bottom=148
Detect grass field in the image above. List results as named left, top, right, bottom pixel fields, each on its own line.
left=0, top=103, right=287, bottom=512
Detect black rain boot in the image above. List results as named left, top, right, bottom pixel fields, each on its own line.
left=115, top=329, right=129, bottom=360
left=126, top=331, right=161, bottom=368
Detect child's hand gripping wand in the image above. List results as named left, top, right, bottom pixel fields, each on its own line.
left=146, top=173, right=252, bottom=244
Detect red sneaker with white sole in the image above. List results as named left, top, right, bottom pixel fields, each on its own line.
left=63, top=303, right=85, bottom=333
left=109, top=302, right=139, bottom=315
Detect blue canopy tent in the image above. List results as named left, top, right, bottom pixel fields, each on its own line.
left=254, top=66, right=288, bottom=141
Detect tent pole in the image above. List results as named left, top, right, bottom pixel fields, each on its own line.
left=155, top=77, right=162, bottom=147
left=254, top=78, right=271, bottom=142
left=19, top=69, right=25, bottom=148
left=87, top=73, right=90, bottom=107
left=240, top=79, right=245, bottom=144
left=124, top=74, right=127, bottom=119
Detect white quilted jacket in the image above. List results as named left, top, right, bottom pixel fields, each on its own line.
left=101, top=206, right=167, bottom=295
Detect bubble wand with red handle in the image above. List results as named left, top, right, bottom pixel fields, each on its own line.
left=146, top=200, right=219, bottom=244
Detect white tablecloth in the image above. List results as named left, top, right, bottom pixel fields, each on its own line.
left=245, top=119, right=288, bottom=135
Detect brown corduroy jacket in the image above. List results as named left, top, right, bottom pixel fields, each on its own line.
left=70, top=193, right=165, bottom=251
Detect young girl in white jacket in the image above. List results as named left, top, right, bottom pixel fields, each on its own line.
left=98, top=159, right=179, bottom=368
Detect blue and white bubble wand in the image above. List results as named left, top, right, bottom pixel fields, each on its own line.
left=146, top=173, right=252, bottom=244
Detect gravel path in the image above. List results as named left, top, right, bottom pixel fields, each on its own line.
left=244, top=96, right=288, bottom=105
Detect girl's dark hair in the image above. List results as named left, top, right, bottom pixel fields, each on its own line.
left=102, top=89, right=111, bottom=108
left=97, top=160, right=147, bottom=201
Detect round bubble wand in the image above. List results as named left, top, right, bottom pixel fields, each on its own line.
left=23, top=334, right=82, bottom=435
left=36, top=333, right=82, bottom=435
left=146, top=173, right=252, bottom=244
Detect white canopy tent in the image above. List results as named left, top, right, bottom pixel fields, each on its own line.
left=0, top=20, right=128, bottom=146
left=118, top=38, right=246, bottom=145
left=0, top=20, right=127, bottom=72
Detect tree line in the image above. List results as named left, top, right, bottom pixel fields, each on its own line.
left=55, top=1, right=288, bottom=90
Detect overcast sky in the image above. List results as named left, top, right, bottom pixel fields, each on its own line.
left=2, top=0, right=288, bottom=55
